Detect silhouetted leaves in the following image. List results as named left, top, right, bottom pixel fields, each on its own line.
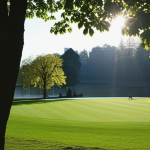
left=83, top=28, right=88, bottom=35
left=64, top=0, right=73, bottom=10
left=78, top=21, right=83, bottom=29
left=25, top=0, right=150, bottom=49
left=89, top=28, right=94, bottom=37
left=140, top=30, right=150, bottom=50
left=104, top=1, right=122, bottom=18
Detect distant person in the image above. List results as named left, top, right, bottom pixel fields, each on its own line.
left=67, top=88, right=72, bottom=97
left=129, top=94, right=132, bottom=99
left=80, top=93, right=83, bottom=97
left=59, top=92, right=62, bottom=98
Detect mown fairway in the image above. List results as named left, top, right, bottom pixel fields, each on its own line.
left=5, top=98, right=150, bottom=149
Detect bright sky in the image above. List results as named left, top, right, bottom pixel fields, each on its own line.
left=22, top=15, right=135, bottom=60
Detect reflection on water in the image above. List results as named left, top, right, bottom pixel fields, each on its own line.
left=14, top=81, right=150, bottom=98
left=14, top=85, right=61, bottom=98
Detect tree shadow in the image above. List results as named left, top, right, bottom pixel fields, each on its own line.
left=12, top=98, right=70, bottom=106
left=128, top=98, right=137, bottom=100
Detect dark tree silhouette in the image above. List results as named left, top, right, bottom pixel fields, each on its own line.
left=87, top=46, right=116, bottom=81
left=79, top=50, right=88, bottom=65
left=79, top=50, right=89, bottom=80
left=61, top=48, right=81, bottom=88
left=0, top=1, right=27, bottom=148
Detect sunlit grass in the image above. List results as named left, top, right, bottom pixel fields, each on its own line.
left=5, top=98, right=150, bottom=149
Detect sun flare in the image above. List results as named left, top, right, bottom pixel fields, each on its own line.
left=112, top=16, right=125, bottom=27
left=110, top=16, right=125, bottom=33
left=108, top=16, right=125, bottom=46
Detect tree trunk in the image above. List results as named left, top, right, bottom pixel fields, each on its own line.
left=0, top=0, right=27, bottom=149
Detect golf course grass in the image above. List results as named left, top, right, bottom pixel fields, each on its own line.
left=5, top=97, right=150, bottom=149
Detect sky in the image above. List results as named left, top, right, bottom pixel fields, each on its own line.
left=22, top=14, right=139, bottom=61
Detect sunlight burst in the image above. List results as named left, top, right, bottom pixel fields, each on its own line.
left=108, top=16, right=125, bottom=46
left=112, top=16, right=125, bottom=27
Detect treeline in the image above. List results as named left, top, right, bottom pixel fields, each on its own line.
left=16, top=48, right=81, bottom=89
left=17, top=45, right=150, bottom=87
left=80, top=45, right=150, bottom=82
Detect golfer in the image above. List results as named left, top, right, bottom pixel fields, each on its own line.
left=129, top=94, right=132, bottom=99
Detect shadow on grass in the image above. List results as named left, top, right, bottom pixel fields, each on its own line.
left=6, top=136, right=105, bottom=150
left=128, top=98, right=137, bottom=100
left=12, top=98, right=70, bottom=106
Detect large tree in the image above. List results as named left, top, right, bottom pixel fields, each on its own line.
left=21, top=55, right=66, bottom=99
left=61, top=48, right=81, bottom=88
left=1, top=0, right=150, bottom=149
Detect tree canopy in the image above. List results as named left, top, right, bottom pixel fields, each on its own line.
left=21, top=54, right=66, bottom=98
left=61, top=48, right=81, bottom=88
left=23, top=0, right=150, bottom=50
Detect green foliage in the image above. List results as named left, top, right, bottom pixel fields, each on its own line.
left=64, top=0, right=73, bottom=10
left=78, top=21, right=83, bottom=29
left=26, top=0, right=60, bottom=21
left=140, top=29, right=150, bottom=50
left=21, top=54, right=66, bottom=91
left=121, top=1, right=150, bottom=49
left=9, top=0, right=150, bottom=49
left=45, top=0, right=112, bottom=36
left=104, top=1, right=123, bottom=17
left=89, top=28, right=94, bottom=36
left=50, top=21, right=72, bottom=35
left=83, top=28, right=88, bottom=35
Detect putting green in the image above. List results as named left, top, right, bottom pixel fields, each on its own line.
left=5, top=98, right=150, bottom=149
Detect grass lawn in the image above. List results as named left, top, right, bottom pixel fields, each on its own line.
left=5, top=97, right=150, bottom=149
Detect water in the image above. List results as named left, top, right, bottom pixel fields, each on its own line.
left=14, top=81, right=150, bottom=98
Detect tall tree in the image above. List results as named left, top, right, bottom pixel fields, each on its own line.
left=79, top=50, right=88, bottom=65
left=1, top=0, right=150, bottom=149
left=0, top=0, right=27, bottom=148
left=134, top=47, right=150, bottom=81
left=79, top=50, right=89, bottom=80
left=21, top=55, right=66, bottom=99
left=61, top=48, right=81, bottom=88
